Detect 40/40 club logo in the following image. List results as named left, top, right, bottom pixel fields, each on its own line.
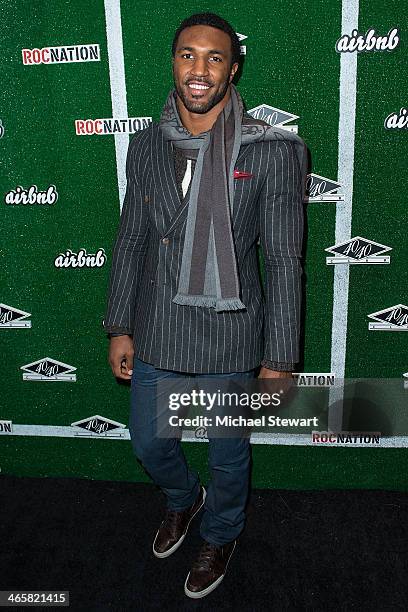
left=325, top=237, right=392, bottom=265
left=247, top=104, right=299, bottom=133
left=21, top=358, right=77, bottom=381
left=0, top=304, right=31, bottom=328
left=368, top=305, right=408, bottom=331
left=305, top=173, right=345, bottom=203
left=236, top=33, right=248, bottom=55
left=71, top=415, right=127, bottom=438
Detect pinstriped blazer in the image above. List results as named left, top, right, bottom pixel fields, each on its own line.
left=103, top=121, right=304, bottom=374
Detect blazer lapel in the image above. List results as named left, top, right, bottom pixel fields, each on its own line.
left=235, top=142, right=256, bottom=168
left=150, top=125, right=257, bottom=237
left=150, top=125, right=184, bottom=230
left=164, top=181, right=192, bottom=236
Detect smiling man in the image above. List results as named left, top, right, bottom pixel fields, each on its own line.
left=103, top=12, right=306, bottom=599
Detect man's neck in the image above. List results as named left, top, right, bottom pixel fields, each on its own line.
left=176, top=87, right=231, bottom=135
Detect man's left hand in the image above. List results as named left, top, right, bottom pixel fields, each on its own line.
left=258, top=367, right=292, bottom=379
left=257, top=368, right=294, bottom=400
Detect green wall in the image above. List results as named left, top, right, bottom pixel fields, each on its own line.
left=1, top=1, right=407, bottom=489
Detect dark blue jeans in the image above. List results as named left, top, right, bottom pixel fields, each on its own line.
left=129, top=357, right=256, bottom=546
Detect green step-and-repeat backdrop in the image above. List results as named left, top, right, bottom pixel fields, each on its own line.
left=1, top=1, right=407, bottom=489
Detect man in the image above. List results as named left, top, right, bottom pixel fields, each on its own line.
left=103, top=13, right=306, bottom=599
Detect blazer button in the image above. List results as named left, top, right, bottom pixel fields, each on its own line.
left=162, top=237, right=170, bottom=245
left=144, top=195, right=149, bottom=203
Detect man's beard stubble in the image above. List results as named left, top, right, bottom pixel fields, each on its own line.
left=174, top=75, right=230, bottom=115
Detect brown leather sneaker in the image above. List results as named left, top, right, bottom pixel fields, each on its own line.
left=152, top=485, right=206, bottom=558
left=184, top=539, right=236, bottom=598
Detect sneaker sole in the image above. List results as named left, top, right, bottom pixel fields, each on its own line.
left=153, top=486, right=206, bottom=559
left=184, top=540, right=236, bottom=599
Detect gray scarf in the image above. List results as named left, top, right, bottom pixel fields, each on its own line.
left=159, top=84, right=307, bottom=312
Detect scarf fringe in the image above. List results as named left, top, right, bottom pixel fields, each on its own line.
left=215, top=297, right=247, bottom=312
left=173, top=293, right=246, bottom=312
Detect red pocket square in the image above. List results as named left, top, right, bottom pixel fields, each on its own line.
left=234, top=170, right=254, bottom=179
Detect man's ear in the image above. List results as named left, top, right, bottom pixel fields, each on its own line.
left=229, top=62, right=239, bottom=82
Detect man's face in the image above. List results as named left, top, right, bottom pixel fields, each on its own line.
left=173, top=25, right=238, bottom=114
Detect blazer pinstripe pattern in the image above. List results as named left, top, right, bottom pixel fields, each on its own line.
left=103, top=121, right=304, bottom=374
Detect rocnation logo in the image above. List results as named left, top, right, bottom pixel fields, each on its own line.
left=326, top=237, right=392, bottom=265
left=368, top=305, right=408, bottom=331
left=236, top=32, right=247, bottom=55
left=335, top=28, right=399, bottom=53
left=384, top=108, right=408, bottom=130
left=75, top=117, right=152, bottom=135
left=305, top=173, right=345, bottom=203
left=5, top=185, right=58, bottom=205
left=54, top=248, right=106, bottom=268
left=292, top=373, right=335, bottom=387
left=247, top=104, right=299, bottom=133
left=312, top=432, right=381, bottom=445
left=21, top=358, right=77, bottom=381
left=71, top=415, right=126, bottom=437
left=22, top=44, right=100, bottom=65
left=0, top=304, right=31, bottom=328
left=0, top=119, right=4, bottom=138
left=0, top=420, right=13, bottom=434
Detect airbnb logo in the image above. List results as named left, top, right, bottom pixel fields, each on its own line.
left=54, top=248, right=106, bottom=268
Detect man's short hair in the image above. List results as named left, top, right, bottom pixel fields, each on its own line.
left=171, top=12, right=241, bottom=66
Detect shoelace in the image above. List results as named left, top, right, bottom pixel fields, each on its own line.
left=192, top=542, right=219, bottom=572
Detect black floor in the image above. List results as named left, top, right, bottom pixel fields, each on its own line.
left=1, top=475, right=408, bottom=611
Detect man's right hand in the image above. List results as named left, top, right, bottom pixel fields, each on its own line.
left=108, top=335, right=134, bottom=380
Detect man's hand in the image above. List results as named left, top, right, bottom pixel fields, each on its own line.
left=258, top=367, right=292, bottom=379
left=109, top=335, right=134, bottom=380
left=257, top=367, right=293, bottom=399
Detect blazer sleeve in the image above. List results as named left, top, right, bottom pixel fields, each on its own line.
left=102, top=136, right=150, bottom=335
left=258, top=139, right=304, bottom=366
